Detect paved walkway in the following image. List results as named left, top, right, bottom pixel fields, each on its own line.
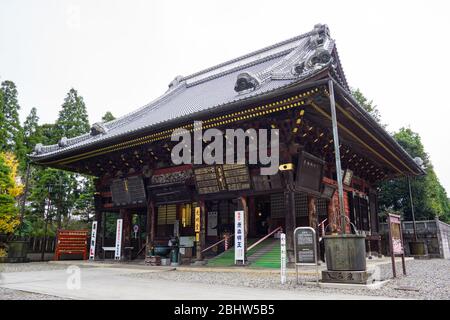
left=0, top=265, right=393, bottom=300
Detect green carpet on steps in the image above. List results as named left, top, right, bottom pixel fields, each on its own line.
left=206, top=239, right=280, bottom=268
left=251, top=244, right=281, bottom=269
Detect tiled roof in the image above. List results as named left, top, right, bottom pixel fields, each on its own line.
left=31, top=24, right=347, bottom=161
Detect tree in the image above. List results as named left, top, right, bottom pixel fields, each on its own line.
left=23, top=107, right=42, bottom=159
left=0, top=81, right=25, bottom=168
left=351, top=88, right=384, bottom=127
left=39, top=123, right=58, bottom=145
left=102, top=111, right=115, bottom=122
left=0, top=89, right=6, bottom=149
left=353, top=89, right=450, bottom=223
left=50, top=88, right=93, bottom=226
left=55, top=88, right=90, bottom=139
left=0, top=152, right=23, bottom=234
left=378, top=128, right=450, bottom=222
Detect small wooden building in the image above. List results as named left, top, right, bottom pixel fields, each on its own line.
left=30, top=24, right=424, bottom=263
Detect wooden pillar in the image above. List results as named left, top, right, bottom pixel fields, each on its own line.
left=308, top=196, right=318, bottom=229
left=120, top=209, right=131, bottom=258
left=280, top=143, right=296, bottom=265
left=248, top=196, right=256, bottom=237
left=101, top=212, right=106, bottom=259
left=196, top=200, right=206, bottom=260
left=93, top=192, right=103, bottom=259
left=280, top=169, right=296, bottom=265
left=146, top=200, right=155, bottom=255
left=308, top=195, right=321, bottom=262
left=327, top=191, right=339, bottom=234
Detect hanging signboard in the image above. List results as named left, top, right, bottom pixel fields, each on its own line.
left=110, top=176, right=146, bottom=206
left=114, top=219, right=123, bottom=260
left=293, top=227, right=319, bottom=284
left=222, top=164, right=251, bottom=191
left=388, top=213, right=406, bottom=277
left=234, top=210, right=245, bottom=263
left=295, top=151, right=325, bottom=196
left=280, top=233, right=286, bottom=284
left=89, top=221, right=98, bottom=260
left=193, top=164, right=251, bottom=194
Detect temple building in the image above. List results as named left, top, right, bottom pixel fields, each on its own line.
left=30, top=24, right=424, bottom=264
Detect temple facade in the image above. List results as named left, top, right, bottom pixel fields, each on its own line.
left=30, top=24, right=423, bottom=264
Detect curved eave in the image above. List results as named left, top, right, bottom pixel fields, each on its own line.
left=331, top=79, right=425, bottom=177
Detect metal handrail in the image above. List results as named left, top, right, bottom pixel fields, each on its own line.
left=201, top=234, right=234, bottom=254
left=247, top=226, right=283, bottom=252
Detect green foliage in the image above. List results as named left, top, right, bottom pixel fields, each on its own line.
left=39, top=123, right=58, bottom=145
left=0, top=152, right=22, bottom=234
left=0, top=89, right=6, bottom=149
left=351, top=88, right=385, bottom=127
left=23, top=107, right=42, bottom=159
left=378, top=128, right=450, bottom=222
left=24, top=88, right=94, bottom=235
left=55, top=88, right=90, bottom=139
left=353, top=89, right=450, bottom=223
left=0, top=81, right=26, bottom=169
left=102, top=111, right=116, bottom=122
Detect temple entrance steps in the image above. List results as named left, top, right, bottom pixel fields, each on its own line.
left=205, top=237, right=281, bottom=268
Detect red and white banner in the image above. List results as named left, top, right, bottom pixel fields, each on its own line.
left=114, top=219, right=123, bottom=260
left=89, top=221, right=98, bottom=260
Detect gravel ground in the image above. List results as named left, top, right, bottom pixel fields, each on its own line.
left=0, top=262, right=72, bottom=273
left=0, top=287, right=68, bottom=300
left=127, top=259, right=450, bottom=300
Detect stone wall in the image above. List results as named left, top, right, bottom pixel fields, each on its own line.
left=379, top=219, right=450, bottom=259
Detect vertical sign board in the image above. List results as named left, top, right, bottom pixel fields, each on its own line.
left=388, top=213, right=406, bottom=277
left=293, top=227, right=319, bottom=284
left=194, top=207, right=201, bottom=242
left=280, top=233, right=286, bottom=284
left=114, top=219, right=123, bottom=260
left=89, top=221, right=98, bottom=260
left=234, top=210, right=245, bottom=264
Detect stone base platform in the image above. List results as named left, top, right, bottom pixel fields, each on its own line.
left=321, top=270, right=373, bottom=285
left=306, top=279, right=390, bottom=290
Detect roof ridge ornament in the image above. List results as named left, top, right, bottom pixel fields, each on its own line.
left=168, top=75, right=184, bottom=89
left=312, top=23, right=330, bottom=46
left=91, top=122, right=109, bottom=136
left=58, top=137, right=68, bottom=148
left=234, top=72, right=261, bottom=93
left=34, top=143, right=43, bottom=155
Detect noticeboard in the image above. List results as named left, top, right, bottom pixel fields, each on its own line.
left=293, top=227, right=317, bottom=265
left=194, top=164, right=250, bottom=194
left=222, top=164, right=251, bottom=191
left=110, top=176, right=146, bottom=206
left=388, top=213, right=406, bottom=277
left=295, top=151, right=325, bottom=196
left=194, top=166, right=226, bottom=194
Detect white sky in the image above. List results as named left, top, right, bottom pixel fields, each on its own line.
left=1, top=0, right=449, bottom=193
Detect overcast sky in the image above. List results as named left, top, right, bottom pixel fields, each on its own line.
left=1, top=0, right=449, bottom=193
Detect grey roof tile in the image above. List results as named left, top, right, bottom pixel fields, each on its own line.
left=32, top=24, right=345, bottom=161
